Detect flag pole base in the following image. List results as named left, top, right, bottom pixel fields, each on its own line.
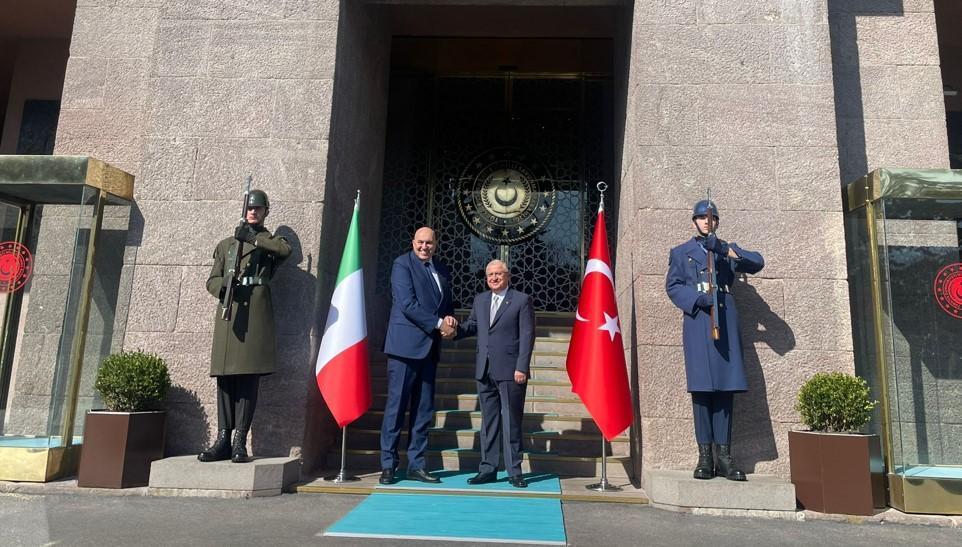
left=585, top=478, right=622, bottom=492
left=323, top=471, right=361, bottom=483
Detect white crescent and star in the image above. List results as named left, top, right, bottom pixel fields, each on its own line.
left=574, top=258, right=621, bottom=339
left=598, top=312, right=621, bottom=341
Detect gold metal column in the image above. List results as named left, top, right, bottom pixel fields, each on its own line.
left=60, top=189, right=107, bottom=446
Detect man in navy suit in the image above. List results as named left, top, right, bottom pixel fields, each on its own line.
left=457, top=259, right=535, bottom=488
left=379, top=227, right=456, bottom=485
left=666, top=200, right=764, bottom=482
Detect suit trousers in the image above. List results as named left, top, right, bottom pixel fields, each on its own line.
left=477, top=370, right=527, bottom=477
left=380, top=355, right=437, bottom=471
left=691, top=391, right=733, bottom=444
left=216, top=374, right=260, bottom=432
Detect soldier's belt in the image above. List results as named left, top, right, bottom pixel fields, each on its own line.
left=238, top=276, right=268, bottom=286
left=697, top=282, right=730, bottom=294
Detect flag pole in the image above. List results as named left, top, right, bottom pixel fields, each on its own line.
left=318, top=188, right=368, bottom=484
left=324, top=426, right=360, bottom=483
left=586, top=436, right=621, bottom=492
left=584, top=181, right=622, bottom=493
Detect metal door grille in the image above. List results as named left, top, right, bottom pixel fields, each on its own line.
left=376, top=75, right=612, bottom=312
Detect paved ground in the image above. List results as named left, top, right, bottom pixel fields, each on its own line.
left=0, top=492, right=959, bottom=546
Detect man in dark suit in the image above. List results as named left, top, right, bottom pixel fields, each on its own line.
left=379, top=227, right=457, bottom=484
left=457, top=259, right=535, bottom=488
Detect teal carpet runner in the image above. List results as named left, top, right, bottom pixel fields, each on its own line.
left=323, top=471, right=567, bottom=544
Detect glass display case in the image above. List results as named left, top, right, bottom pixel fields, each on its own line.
left=845, top=168, right=962, bottom=514
left=0, top=156, right=133, bottom=481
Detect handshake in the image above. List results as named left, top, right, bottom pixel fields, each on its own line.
left=439, top=315, right=458, bottom=339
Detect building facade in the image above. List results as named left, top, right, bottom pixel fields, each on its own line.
left=0, top=1, right=957, bottom=488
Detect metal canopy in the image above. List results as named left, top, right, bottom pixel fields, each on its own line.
left=845, top=168, right=962, bottom=211
left=0, top=155, right=134, bottom=205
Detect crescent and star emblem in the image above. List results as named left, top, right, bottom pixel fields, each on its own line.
left=455, top=148, right=557, bottom=245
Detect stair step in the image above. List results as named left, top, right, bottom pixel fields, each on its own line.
left=446, top=337, right=571, bottom=351
left=351, top=410, right=603, bottom=435
left=369, top=352, right=570, bottom=368
left=535, top=326, right=572, bottom=338
left=371, top=393, right=590, bottom=416
left=345, top=428, right=629, bottom=456
left=337, top=448, right=631, bottom=479
left=531, top=314, right=576, bottom=328
left=369, top=377, right=574, bottom=398
left=432, top=366, right=572, bottom=383
left=372, top=362, right=572, bottom=382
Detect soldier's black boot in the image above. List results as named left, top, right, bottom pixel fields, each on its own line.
left=715, top=444, right=747, bottom=481
left=198, top=429, right=231, bottom=462
left=231, top=429, right=250, bottom=463
left=693, top=443, right=714, bottom=480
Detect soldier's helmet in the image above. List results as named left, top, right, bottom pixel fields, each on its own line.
left=692, top=200, right=719, bottom=220
left=247, top=189, right=270, bottom=209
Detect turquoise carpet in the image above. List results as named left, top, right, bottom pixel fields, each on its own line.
left=324, top=491, right=566, bottom=544
left=0, top=436, right=72, bottom=448
left=896, top=465, right=962, bottom=479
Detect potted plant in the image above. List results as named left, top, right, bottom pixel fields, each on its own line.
left=77, top=350, right=171, bottom=488
left=788, top=371, right=884, bottom=515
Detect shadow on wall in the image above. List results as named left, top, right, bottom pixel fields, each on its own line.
left=252, top=225, right=321, bottom=459
left=163, top=386, right=209, bottom=456
left=829, top=0, right=905, bottom=185
left=732, top=278, right=796, bottom=473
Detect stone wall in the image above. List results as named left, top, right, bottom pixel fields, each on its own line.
left=53, top=0, right=355, bottom=459
left=300, top=1, right=391, bottom=473
left=830, top=0, right=949, bottom=184
left=622, top=0, right=849, bottom=480
left=621, top=0, right=949, bottom=481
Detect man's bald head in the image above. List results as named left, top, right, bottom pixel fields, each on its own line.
left=412, top=226, right=437, bottom=262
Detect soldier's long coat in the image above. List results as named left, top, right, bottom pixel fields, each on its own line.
left=206, top=227, right=291, bottom=376
left=665, top=237, right=764, bottom=392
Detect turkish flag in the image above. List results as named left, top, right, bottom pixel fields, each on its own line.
left=565, top=204, right=633, bottom=441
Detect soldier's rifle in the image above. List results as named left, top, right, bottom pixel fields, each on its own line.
left=219, top=175, right=252, bottom=321
left=706, top=188, right=721, bottom=341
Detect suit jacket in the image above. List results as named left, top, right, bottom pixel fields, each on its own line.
left=383, top=251, right=455, bottom=361
left=458, top=287, right=535, bottom=382
left=665, top=237, right=764, bottom=392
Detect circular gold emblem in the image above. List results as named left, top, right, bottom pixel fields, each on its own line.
left=456, top=148, right=557, bottom=244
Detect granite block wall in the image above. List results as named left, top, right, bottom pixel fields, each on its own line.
left=50, top=0, right=380, bottom=461
left=621, top=0, right=948, bottom=481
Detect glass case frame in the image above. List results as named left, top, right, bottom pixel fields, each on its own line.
left=0, top=155, right=133, bottom=482
left=844, top=168, right=962, bottom=514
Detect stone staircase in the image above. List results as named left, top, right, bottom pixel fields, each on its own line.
left=338, top=313, right=633, bottom=479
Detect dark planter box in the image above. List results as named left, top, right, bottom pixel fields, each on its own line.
left=77, top=410, right=166, bottom=488
left=788, top=430, right=885, bottom=515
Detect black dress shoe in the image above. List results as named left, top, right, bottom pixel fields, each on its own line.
left=508, top=475, right=528, bottom=488
left=379, top=468, right=396, bottom=485
left=467, top=472, right=497, bottom=485
left=408, top=469, right=441, bottom=483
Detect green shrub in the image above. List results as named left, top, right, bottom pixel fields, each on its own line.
left=796, top=372, right=878, bottom=433
left=94, top=350, right=171, bottom=412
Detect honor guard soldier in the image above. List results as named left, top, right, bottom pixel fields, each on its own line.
left=665, top=199, right=764, bottom=481
left=199, top=189, right=291, bottom=463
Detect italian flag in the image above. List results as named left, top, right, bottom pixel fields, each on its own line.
left=314, top=196, right=371, bottom=428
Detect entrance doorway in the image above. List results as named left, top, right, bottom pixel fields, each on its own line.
left=375, top=37, right=616, bottom=312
